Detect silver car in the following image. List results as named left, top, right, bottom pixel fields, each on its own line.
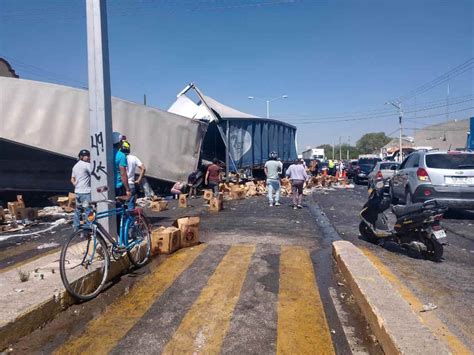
left=390, top=150, right=474, bottom=209
left=368, top=161, right=400, bottom=188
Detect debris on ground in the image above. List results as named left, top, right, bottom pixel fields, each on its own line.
left=421, top=303, right=438, bottom=312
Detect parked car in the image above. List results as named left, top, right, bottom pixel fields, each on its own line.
left=346, top=159, right=359, bottom=178
left=389, top=150, right=474, bottom=209
left=367, top=162, right=400, bottom=189
left=354, top=164, right=374, bottom=184
left=353, top=157, right=381, bottom=184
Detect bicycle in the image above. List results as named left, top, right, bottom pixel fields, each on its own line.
left=59, top=188, right=151, bottom=301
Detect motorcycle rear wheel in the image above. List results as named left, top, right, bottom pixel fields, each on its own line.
left=423, top=236, right=443, bottom=262
left=359, top=221, right=378, bottom=244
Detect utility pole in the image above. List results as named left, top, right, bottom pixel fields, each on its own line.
left=386, top=101, right=403, bottom=162
left=143, top=94, right=147, bottom=106
left=332, top=144, right=335, bottom=160
left=347, top=136, right=350, bottom=160
left=339, top=136, right=342, bottom=161
left=86, top=0, right=115, bottom=233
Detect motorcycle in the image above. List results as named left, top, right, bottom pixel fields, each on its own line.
left=359, top=180, right=448, bottom=262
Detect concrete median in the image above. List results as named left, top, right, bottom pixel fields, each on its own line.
left=0, top=249, right=131, bottom=350
left=332, top=240, right=450, bottom=355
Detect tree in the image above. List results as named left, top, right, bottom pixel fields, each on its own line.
left=356, top=132, right=391, bottom=154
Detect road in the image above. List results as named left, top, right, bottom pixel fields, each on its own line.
left=5, top=196, right=381, bottom=354
left=313, top=184, right=474, bottom=351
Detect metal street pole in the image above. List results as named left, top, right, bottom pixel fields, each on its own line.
left=226, top=119, right=230, bottom=182
left=248, top=95, right=287, bottom=119
left=86, top=0, right=115, bottom=233
left=339, top=136, right=342, bottom=161
left=332, top=144, right=335, bottom=160
left=386, top=101, right=403, bottom=162
left=266, top=100, right=270, bottom=119
left=399, top=105, right=403, bottom=162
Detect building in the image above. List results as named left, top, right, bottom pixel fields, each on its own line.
left=414, top=118, right=470, bottom=151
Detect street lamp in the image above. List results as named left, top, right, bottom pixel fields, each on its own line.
left=385, top=101, right=403, bottom=162
left=248, top=95, right=288, bottom=118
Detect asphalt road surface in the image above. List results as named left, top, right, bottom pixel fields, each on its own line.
left=313, top=184, right=474, bottom=351
left=5, top=196, right=381, bottom=354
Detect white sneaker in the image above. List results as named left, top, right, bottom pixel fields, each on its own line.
left=269, top=203, right=274, bottom=207
left=293, top=206, right=298, bottom=210
left=297, top=205, right=303, bottom=209
left=275, top=202, right=281, bottom=206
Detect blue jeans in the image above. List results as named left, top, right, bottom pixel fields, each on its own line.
left=267, top=179, right=281, bottom=203
left=127, top=185, right=136, bottom=210
left=73, top=193, right=91, bottom=231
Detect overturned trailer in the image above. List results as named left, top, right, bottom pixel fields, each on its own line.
left=0, top=77, right=207, bottom=193
left=168, top=84, right=298, bottom=172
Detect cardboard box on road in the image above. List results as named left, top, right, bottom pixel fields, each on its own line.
left=16, top=208, right=38, bottom=221
left=230, top=189, right=246, bottom=200
left=203, top=189, right=213, bottom=201
left=150, top=200, right=168, bottom=212
left=151, top=226, right=180, bottom=255
left=209, top=194, right=223, bottom=212
left=179, top=194, right=188, bottom=208
left=174, top=216, right=200, bottom=248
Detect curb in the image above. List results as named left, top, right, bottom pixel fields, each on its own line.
left=332, top=240, right=450, bottom=355
left=0, top=253, right=131, bottom=350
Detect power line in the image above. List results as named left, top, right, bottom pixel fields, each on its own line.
left=398, top=58, right=474, bottom=101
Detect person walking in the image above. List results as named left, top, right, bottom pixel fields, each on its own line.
left=205, top=158, right=222, bottom=196
left=286, top=159, right=308, bottom=210
left=71, top=149, right=92, bottom=231
left=264, top=151, right=283, bottom=207
left=120, top=140, right=146, bottom=209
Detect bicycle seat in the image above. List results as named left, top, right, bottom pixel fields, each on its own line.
left=391, top=203, right=423, bottom=217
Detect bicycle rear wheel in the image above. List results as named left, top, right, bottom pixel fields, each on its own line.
left=60, top=229, right=110, bottom=301
left=127, top=215, right=151, bottom=267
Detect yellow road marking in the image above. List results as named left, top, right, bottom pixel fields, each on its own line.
left=163, top=244, right=255, bottom=354
left=360, top=247, right=471, bottom=355
left=277, top=246, right=335, bottom=355
left=55, top=244, right=207, bottom=355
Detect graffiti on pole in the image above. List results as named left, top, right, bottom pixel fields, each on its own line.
left=90, top=131, right=108, bottom=180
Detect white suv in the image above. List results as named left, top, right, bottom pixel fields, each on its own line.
left=390, top=150, right=474, bottom=209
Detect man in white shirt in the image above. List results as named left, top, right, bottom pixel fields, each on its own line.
left=264, top=151, right=283, bottom=207
left=71, top=149, right=92, bottom=230
left=120, top=141, right=146, bottom=209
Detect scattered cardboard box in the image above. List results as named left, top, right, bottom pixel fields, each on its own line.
left=0, top=207, right=5, bottom=223
left=150, top=200, right=168, bottom=212
left=174, top=216, right=200, bottom=248
left=179, top=194, right=188, bottom=208
left=203, top=189, right=213, bottom=201
left=209, top=194, right=223, bottom=212
left=151, top=226, right=181, bottom=255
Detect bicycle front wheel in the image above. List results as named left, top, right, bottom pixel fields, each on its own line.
left=127, top=216, right=151, bottom=267
left=60, top=229, right=110, bottom=301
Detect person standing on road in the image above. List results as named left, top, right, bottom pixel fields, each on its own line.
left=286, top=159, right=308, bottom=209
left=120, top=140, right=146, bottom=209
left=71, top=149, right=92, bottom=231
left=205, top=158, right=222, bottom=196
left=265, top=151, right=283, bottom=207
left=112, top=132, right=131, bottom=200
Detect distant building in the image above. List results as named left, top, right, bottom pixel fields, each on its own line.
left=0, top=58, right=19, bottom=78
left=381, top=137, right=416, bottom=160
left=414, top=118, right=469, bottom=150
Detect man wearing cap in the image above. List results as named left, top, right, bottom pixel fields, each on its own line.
left=112, top=132, right=131, bottom=200
left=71, top=149, right=92, bottom=231
left=120, top=140, right=146, bottom=209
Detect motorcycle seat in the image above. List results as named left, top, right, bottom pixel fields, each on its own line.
left=391, top=203, right=424, bottom=217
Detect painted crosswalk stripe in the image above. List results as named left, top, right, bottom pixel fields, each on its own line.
left=162, top=244, right=255, bottom=354
left=277, top=245, right=335, bottom=355
left=54, top=244, right=207, bottom=355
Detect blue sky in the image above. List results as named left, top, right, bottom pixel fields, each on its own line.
left=1, top=0, right=473, bottom=151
